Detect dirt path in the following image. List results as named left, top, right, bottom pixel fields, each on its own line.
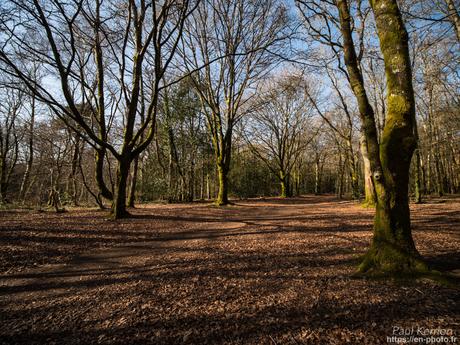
left=0, top=196, right=459, bottom=344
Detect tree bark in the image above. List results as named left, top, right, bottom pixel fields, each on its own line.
left=314, top=156, right=321, bottom=195
left=216, top=162, right=229, bottom=205
left=360, top=135, right=376, bottom=206
left=413, top=124, right=423, bottom=203
left=359, top=0, right=425, bottom=273
left=206, top=172, right=211, bottom=200
left=95, top=147, right=113, bottom=200
left=336, top=150, right=344, bottom=199
left=68, top=133, right=81, bottom=206
left=279, top=170, right=289, bottom=198
left=346, top=140, right=360, bottom=200
left=215, top=131, right=232, bottom=205
left=112, top=157, right=131, bottom=219
left=19, top=95, right=36, bottom=201
left=128, top=156, right=139, bottom=207
left=445, top=0, right=460, bottom=41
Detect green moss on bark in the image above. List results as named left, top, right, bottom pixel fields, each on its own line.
left=216, top=164, right=229, bottom=206
left=359, top=241, right=427, bottom=274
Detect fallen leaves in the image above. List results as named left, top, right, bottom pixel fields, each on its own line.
left=0, top=196, right=459, bottom=344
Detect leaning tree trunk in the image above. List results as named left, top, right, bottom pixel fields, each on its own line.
left=128, top=156, right=139, bottom=207
left=95, top=147, right=113, bottom=200
left=359, top=0, right=426, bottom=273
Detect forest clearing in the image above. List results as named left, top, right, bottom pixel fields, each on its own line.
left=1, top=0, right=459, bottom=343
left=0, top=196, right=459, bottom=344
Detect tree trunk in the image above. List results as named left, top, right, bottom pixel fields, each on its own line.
left=216, top=162, right=229, bottom=205
left=359, top=0, right=425, bottom=273
left=336, top=149, right=344, bottom=199
left=0, top=157, right=7, bottom=203
left=315, top=157, right=321, bottom=195
left=187, top=159, right=195, bottom=202
left=360, top=135, right=376, bottom=206
left=206, top=172, right=211, bottom=200
left=280, top=170, right=288, bottom=198
left=112, top=157, right=131, bottom=219
left=128, top=156, right=139, bottom=207
left=426, top=153, right=432, bottom=194
left=346, top=140, right=360, bottom=200
left=414, top=148, right=423, bottom=203
left=168, top=145, right=174, bottom=202
left=68, top=134, right=81, bottom=206
left=445, top=0, right=460, bottom=41
left=200, top=159, right=205, bottom=200
left=95, top=147, right=113, bottom=200
left=434, top=152, right=444, bottom=196
left=420, top=154, right=427, bottom=196
left=19, top=95, right=36, bottom=202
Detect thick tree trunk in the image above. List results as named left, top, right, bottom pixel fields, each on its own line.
left=112, top=157, right=131, bottom=219
left=359, top=0, right=425, bottom=273
left=216, top=162, right=229, bottom=205
left=215, top=133, right=231, bottom=205
left=279, top=170, right=289, bottom=198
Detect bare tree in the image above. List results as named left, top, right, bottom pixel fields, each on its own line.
left=296, top=0, right=376, bottom=203
left=0, top=87, right=23, bottom=203
left=0, top=0, right=199, bottom=218
left=244, top=74, right=318, bottom=197
left=179, top=0, right=288, bottom=205
left=444, top=0, right=460, bottom=40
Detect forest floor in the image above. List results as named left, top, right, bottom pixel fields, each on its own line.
left=0, top=195, right=459, bottom=345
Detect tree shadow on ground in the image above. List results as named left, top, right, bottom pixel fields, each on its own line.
left=0, top=196, right=459, bottom=345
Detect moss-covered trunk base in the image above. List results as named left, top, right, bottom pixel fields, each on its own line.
left=358, top=242, right=427, bottom=275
